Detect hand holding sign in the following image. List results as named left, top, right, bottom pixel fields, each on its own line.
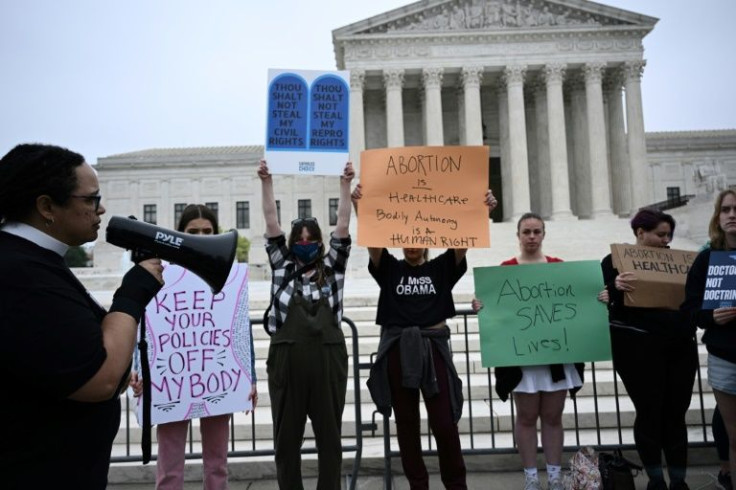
left=614, top=271, right=637, bottom=292
left=473, top=261, right=611, bottom=367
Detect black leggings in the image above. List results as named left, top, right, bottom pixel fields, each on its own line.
left=611, top=328, right=698, bottom=468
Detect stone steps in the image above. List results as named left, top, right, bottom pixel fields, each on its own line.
left=114, top=306, right=714, bottom=453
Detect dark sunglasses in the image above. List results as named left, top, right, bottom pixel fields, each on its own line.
left=291, top=217, right=318, bottom=227
left=69, top=194, right=102, bottom=212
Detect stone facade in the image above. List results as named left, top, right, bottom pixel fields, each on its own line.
left=93, top=0, right=736, bottom=270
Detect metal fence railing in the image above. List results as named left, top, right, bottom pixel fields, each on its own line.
left=112, top=317, right=366, bottom=490
left=369, top=310, right=715, bottom=488
left=112, top=311, right=716, bottom=488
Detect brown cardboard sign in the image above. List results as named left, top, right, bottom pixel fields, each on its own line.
left=610, top=244, right=697, bottom=310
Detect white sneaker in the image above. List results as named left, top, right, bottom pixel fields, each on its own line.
left=548, top=476, right=565, bottom=490
left=524, top=477, right=542, bottom=490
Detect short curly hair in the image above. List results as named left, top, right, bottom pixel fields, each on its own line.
left=0, top=143, right=85, bottom=223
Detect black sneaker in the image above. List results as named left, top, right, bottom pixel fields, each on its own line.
left=646, top=480, right=667, bottom=490
left=718, top=470, right=733, bottom=490
left=669, top=480, right=689, bottom=490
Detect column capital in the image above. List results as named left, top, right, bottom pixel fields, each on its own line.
left=603, top=67, right=625, bottom=93
left=383, top=68, right=405, bottom=89
left=583, top=62, right=607, bottom=84
left=422, top=67, right=444, bottom=89
left=624, top=60, right=646, bottom=81
left=461, top=66, right=484, bottom=89
left=350, top=69, right=365, bottom=91
left=503, top=65, right=527, bottom=86
left=543, top=63, right=566, bottom=84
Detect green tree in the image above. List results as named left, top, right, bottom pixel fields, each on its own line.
left=64, top=246, right=90, bottom=267
left=236, top=234, right=250, bottom=263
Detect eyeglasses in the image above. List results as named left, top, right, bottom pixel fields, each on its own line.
left=291, top=217, right=318, bottom=227
left=69, top=194, right=102, bottom=212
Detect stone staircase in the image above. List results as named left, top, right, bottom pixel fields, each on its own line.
left=73, top=216, right=715, bottom=470
left=107, top=282, right=716, bottom=466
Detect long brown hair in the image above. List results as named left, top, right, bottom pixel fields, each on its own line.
left=709, top=189, right=736, bottom=250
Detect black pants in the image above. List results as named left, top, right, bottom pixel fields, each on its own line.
left=611, top=327, right=697, bottom=469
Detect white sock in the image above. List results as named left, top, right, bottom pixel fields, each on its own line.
left=546, top=464, right=561, bottom=481
left=524, top=467, right=539, bottom=480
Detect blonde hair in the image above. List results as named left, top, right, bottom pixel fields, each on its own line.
left=708, top=189, right=736, bottom=250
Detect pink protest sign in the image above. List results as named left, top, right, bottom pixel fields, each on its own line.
left=136, top=263, right=253, bottom=425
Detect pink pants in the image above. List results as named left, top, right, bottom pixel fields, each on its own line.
left=155, top=414, right=231, bottom=490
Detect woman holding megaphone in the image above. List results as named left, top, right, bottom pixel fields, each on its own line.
left=129, top=203, right=258, bottom=489
left=258, top=159, right=354, bottom=490
left=0, top=143, right=164, bottom=489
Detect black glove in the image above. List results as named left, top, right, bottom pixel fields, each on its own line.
left=109, top=264, right=162, bottom=323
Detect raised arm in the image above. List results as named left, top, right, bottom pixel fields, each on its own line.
left=333, top=162, right=354, bottom=239
left=453, top=188, right=498, bottom=264
left=351, top=183, right=383, bottom=267
left=258, top=160, right=283, bottom=238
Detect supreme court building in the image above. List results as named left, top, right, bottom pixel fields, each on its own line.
left=94, top=0, right=736, bottom=269
left=335, top=0, right=657, bottom=221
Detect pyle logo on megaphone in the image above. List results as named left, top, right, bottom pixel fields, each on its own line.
left=155, top=231, right=184, bottom=249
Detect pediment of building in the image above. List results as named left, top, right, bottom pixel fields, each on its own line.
left=334, top=0, right=657, bottom=36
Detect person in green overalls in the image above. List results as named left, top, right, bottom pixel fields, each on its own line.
left=258, top=159, right=354, bottom=490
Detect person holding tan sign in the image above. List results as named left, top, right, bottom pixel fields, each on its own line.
left=602, top=208, right=696, bottom=490
left=472, top=212, right=584, bottom=490
left=353, top=182, right=496, bottom=490
left=683, top=189, right=736, bottom=490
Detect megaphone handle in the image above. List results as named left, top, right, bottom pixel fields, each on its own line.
left=139, top=315, right=152, bottom=464
left=131, top=248, right=156, bottom=264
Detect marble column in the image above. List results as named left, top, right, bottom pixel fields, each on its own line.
left=457, top=86, right=466, bottom=145
left=584, top=62, right=613, bottom=217
left=497, top=84, right=513, bottom=221
left=383, top=68, right=405, bottom=147
left=534, top=80, right=552, bottom=218
left=604, top=68, right=631, bottom=216
left=505, top=65, right=531, bottom=220
left=349, top=70, right=365, bottom=171
left=569, top=73, right=589, bottom=218
left=544, top=63, right=573, bottom=219
left=422, top=67, right=444, bottom=145
left=624, top=60, right=649, bottom=212
left=462, top=66, right=484, bottom=145
left=525, top=88, right=539, bottom=213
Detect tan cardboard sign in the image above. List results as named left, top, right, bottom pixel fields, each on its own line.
left=610, top=243, right=697, bottom=310
left=358, top=146, right=490, bottom=248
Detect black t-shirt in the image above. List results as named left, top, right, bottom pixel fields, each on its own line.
left=369, top=248, right=467, bottom=327
left=0, top=231, right=120, bottom=489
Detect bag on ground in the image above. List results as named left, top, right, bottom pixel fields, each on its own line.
left=569, top=446, right=601, bottom=489
left=598, top=448, right=642, bottom=490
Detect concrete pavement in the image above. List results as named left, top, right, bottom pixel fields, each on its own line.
left=107, top=464, right=724, bottom=489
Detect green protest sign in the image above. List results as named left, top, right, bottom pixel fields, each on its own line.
left=473, top=260, right=611, bottom=368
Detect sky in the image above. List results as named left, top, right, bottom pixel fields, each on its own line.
left=1, top=0, right=735, bottom=164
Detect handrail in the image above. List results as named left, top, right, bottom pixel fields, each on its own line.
left=111, top=316, right=364, bottom=490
